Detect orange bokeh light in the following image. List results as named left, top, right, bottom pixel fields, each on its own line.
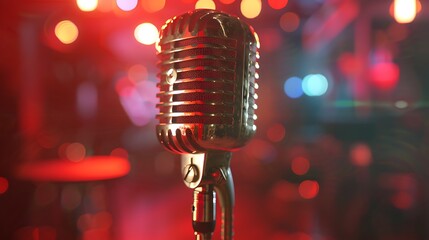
left=195, top=0, right=216, bottom=9
left=241, top=0, right=262, bottom=19
left=55, top=20, right=79, bottom=44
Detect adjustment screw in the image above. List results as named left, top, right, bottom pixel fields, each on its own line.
left=183, top=164, right=199, bottom=183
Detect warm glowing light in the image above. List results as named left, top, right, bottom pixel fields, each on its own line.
left=284, top=76, right=303, bottom=98
left=241, top=0, right=262, bottom=19
left=134, top=23, right=159, bottom=45
left=291, top=157, right=310, bottom=175
left=195, top=0, right=216, bottom=9
left=76, top=0, right=98, bottom=11
left=302, top=74, right=329, bottom=96
left=298, top=180, right=319, bottom=199
left=279, top=12, right=300, bottom=32
left=350, top=143, right=372, bottom=167
left=369, top=62, right=399, bottom=90
left=55, top=20, right=79, bottom=44
left=116, top=0, right=138, bottom=11
left=393, top=0, right=417, bottom=23
left=142, top=0, right=166, bottom=12
left=268, top=0, right=288, bottom=10
left=15, top=156, right=130, bottom=181
left=0, top=177, right=8, bottom=194
left=65, top=142, right=86, bottom=162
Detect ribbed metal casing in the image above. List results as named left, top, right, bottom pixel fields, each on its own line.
left=156, top=9, right=260, bottom=154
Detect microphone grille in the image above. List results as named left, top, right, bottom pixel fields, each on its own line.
left=156, top=9, right=259, bottom=153
left=157, top=16, right=240, bottom=125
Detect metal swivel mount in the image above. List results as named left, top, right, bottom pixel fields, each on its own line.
left=181, top=151, right=235, bottom=240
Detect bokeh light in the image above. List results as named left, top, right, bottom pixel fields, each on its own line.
left=268, top=0, right=288, bottom=10
left=115, top=77, right=158, bottom=126
left=195, top=0, right=216, bottom=9
left=393, top=0, right=417, bottom=23
left=65, top=142, right=86, bottom=162
left=0, top=177, right=8, bottom=194
left=302, top=74, right=329, bottom=96
left=241, top=0, right=262, bottom=19
left=116, top=0, right=138, bottom=11
left=284, top=76, right=303, bottom=98
left=350, top=143, right=372, bottom=167
left=279, top=12, right=300, bottom=32
left=134, top=22, right=159, bottom=45
left=55, top=20, right=79, bottom=44
left=291, top=157, right=310, bottom=175
left=369, top=62, right=400, bottom=90
left=142, top=0, right=166, bottom=12
left=298, top=180, right=319, bottom=199
left=266, top=123, right=286, bottom=142
left=76, top=0, right=98, bottom=11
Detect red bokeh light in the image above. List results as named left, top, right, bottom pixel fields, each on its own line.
left=370, top=62, right=400, bottom=90
left=349, top=143, right=372, bottom=167
left=291, top=157, right=310, bottom=175
left=279, top=12, right=300, bottom=32
left=0, top=177, right=9, bottom=194
left=268, top=0, right=288, bottom=10
left=298, top=180, right=319, bottom=199
left=266, top=123, right=286, bottom=142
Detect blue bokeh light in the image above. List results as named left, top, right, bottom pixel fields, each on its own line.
left=284, top=76, right=303, bottom=98
left=302, top=74, right=328, bottom=96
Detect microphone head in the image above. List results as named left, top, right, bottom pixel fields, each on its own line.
left=155, top=9, right=260, bottom=154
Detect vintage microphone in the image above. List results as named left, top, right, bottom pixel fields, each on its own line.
left=155, top=9, right=260, bottom=240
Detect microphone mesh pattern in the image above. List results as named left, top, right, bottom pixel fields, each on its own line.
left=157, top=37, right=237, bottom=125
left=156, top=9, right=259, bottom=153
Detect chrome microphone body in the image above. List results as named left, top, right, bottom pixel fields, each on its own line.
left=156, top=9, right=260, bottom=240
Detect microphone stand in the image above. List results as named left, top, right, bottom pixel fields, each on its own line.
left=181, top=151, right=234, bottom=240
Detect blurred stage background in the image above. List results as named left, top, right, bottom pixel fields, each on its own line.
left=2, top=0, right=429, bottom=239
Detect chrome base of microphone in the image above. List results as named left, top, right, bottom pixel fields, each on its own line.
left=181, top=151, right=235, bottom=240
